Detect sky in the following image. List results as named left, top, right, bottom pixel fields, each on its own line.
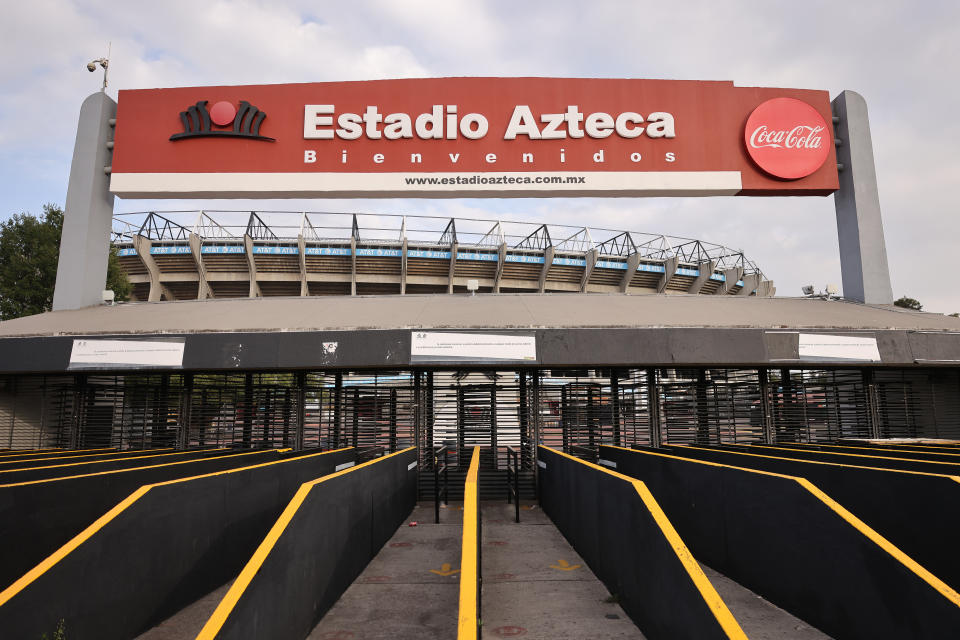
left=2, top=0, right=958, bottom=312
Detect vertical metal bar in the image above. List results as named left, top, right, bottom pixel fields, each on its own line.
left=863, top=368, right=881, bottom=439
left=611, top=370, right=621, bottom=447
left=647, top=369, right=662, bottom=447
left=179, top=373, right=193, bottom=450
left=295, top=371, right=306, bottom=450
left=389, top=387, right=398, bottom=452
left=519, top=371, right=529, bottom=467
left=352, top=387, right=360, bottom=448
left=759, top=368, right=775, bottom=444
left=457, top=385, right=465, bottom=465
left=696, top=369, right=710, bottom=444
left=490, top=384, right=498, bottom=470
left=414, top=371, right=422, bottom=464
left=561, top=386, right=569, bottom=452
left=242, top=373, right=254, bottom=448
left=333, top=372, right=342, bottom=449
left=532, top=369, right=541, bottom=500
left=426, top=371, right=435, bottom=461
left=71, top=374, right=86, bottom=450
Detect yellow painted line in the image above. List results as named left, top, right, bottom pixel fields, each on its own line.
left=0, top=447, right=350, bottom=609
left=673, top=445, right=960, bottom=480
left=604, top=445, right=960, bottom=609
left=745, top=444, right=960, bottom=467
left=760, top=443, right=960, bottom=458
left=0, top=448, right=208, bottom=475
left=457, top=447, right=481, bottom=640
left=197, top=447, right=414, bottom=640
left=0, top=449, right=272, bottom=488
left=544, top=446, right=747, bottom=639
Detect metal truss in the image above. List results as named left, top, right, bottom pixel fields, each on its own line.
left=111, top=209, right=765, bottom=277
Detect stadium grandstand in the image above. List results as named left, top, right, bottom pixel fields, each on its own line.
left=112, top=211, right=773, bottom=301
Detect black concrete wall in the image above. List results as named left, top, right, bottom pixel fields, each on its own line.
left=0, top=449, right=278, bottom=590
left=0, top=448, right=231, bottom=483
left=600, top=445, right=960, bottom=639
left=729, top=444, right=960, bottom=474
left=539, top=446, right=741, bottom=639
left=0, top=448, right=355, bottom=640
left=211, top=448, right=418, bottom=640
left=655, top=444, right=960, bottom=592
left=770, top=442, right=960, bottom=463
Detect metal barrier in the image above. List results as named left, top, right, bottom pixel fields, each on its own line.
left=457, top=447, right=481, bottom=640
left=356, top=445, right=384, bottom=463
left=434, top=445, right=451, bottom=524
left=505, top=446, right=519, bottom=523
left=567, top=443, right=599, bottom=462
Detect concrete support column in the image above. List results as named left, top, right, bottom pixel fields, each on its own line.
left=188, top=233, right=211, bottom=300
left=832, top=90, right=894, bottom=304
left=447, top=242, right=458, bottom=294
left=349, top=237, right=357, bottom=296
left=400, top=237, right=408, bottom=295
left=243, top=235, right=261, bottom=298
left=715, top=267, right=743, bottom=295
left=539, top=247, right=554, bottom=293
left=621, top=253, right=640, bottom=292
left=297, top=235, right=308, bottom=297
left=134, top=235, right=169, bottom=302
left=688, top=260, right=717, bottom=294
left=756, top=280, right=776, bottom=297
left=53, top=93, right=116, bottom=311
left=493, top=243, right=507, bottom=293
left=580, top=248, right=597, bottom=292
left=737, top=273, right=761, bottom=296
left=657, top=257, right=679, bottom=293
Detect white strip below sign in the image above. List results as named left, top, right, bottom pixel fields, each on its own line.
left=109, top=171, right=743, bottom=199
left=410, top=332, right=536, bottom=362
left=68, top=339, right=185, bottom=369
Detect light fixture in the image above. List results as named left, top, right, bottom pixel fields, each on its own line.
left=85, top=43, right=111, bottom=91
left=801, top=285, right=815, bottom=296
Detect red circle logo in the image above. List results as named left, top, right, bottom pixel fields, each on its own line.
left=209, top=101, right=237, bottom=126
left=744, top=98, right=830, bottom=179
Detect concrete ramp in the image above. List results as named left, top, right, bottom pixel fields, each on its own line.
left=0, top=448, right=353, bottom=640
left=600, top=445, right=960, bottom=638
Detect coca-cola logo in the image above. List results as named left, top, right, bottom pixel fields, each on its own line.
left=744, top=98, right=830, bottom=179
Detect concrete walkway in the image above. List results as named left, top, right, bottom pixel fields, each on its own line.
left=481, top=501, right=644, bottom=639
left=308, top=502, right=462, bottom=640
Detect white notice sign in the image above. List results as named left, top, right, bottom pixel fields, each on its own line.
left=798, top=334, right=881, bottom=362
left=69, top=339, right=186, bottom=369
left=410, top=332, right=536, bottom=362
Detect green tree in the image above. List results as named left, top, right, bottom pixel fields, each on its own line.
left=893, top=296, right=922, bottom=311
left=0, top=204, right=130, bottom=320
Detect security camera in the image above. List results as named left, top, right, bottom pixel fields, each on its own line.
left=87, top=62, right=97, bottom=72
left=801, top=285, right=814, bottom=296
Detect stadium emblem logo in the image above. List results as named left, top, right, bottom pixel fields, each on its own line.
left=170, top=100, right=275, bottom=142
left=744, top=97, right=829, bottom=179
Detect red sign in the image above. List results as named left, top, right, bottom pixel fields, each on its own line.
left=744, top=98, right=831, bottom=179
left=110, top=78, right=838, bottom=198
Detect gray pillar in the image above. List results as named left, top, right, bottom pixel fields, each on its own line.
left=688, top=260, right=716, bottom=295
left=621, top=253, right=640, bottom=292
left=580, top=248, right=597, bottom=292
left=657, top=256, right=679, bottom=293
left=297, top=234, right=308, bottom=296
left=53, top=93, right=116, bottom=311
left=832, top=90, right=894, bottom=304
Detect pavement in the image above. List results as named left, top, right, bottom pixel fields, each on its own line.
left=308, top=502, right=463, bottom=640
left=480, top=500, right=644, bottom=639
left=136, top=583, right=230, bottom=640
